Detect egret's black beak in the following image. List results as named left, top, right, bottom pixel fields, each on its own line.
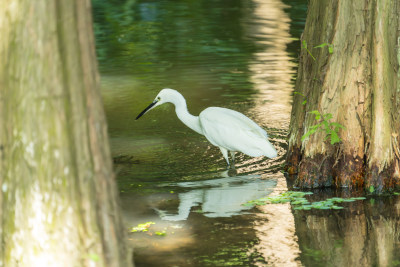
left=136, top=100, right=158, bottom=120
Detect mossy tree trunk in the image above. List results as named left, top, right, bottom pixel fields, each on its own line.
left=286, top=0, right=400, bottom=192
left=0, top=1, right=132, bottom=266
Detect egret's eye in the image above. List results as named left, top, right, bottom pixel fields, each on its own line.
left=157, top=97, right=161, bottom=101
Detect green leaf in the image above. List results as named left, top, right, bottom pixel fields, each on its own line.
left=314, top=43, right=334, bottom=53
left=330, top=131, right=340, bottom=144
left=369, top=186, right=375, bottom=193
left=350, top=197, right=367, bottom=200
left=309, top=110, right=320, bottom=115
left=294, top=91, right=304, bottom=96
left=131, top=221, right=155, bottom=232
left=310, top=123, right=322, bottom=130
left=87, top=254, right=100, bottom=262
left=328, top=45, right=334, bottom=54
left=331, top=122, right=346, bottom=130
left=302, top=40, right=308, bottom=49
left=318, top=206, right=331, bottom=210
left=302, top=128, right=318, bottom=141
left=309, top=110, right=321, bottom=120
left=302, top=100, right=307, bottom=105
left=322, top=120, right=330, bottom=129
left=323, top=113, right=333, bottom=121
left=155, top=231, right=167, bottom=236
left=314, top=43, right=328, bottom=48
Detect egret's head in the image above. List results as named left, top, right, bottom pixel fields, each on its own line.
left=135, top=88, right=177, bottom=120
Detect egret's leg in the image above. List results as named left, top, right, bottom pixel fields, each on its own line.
left=230, top=151, right=235, bottom=164
left=219, top=147, right=230, bottom=167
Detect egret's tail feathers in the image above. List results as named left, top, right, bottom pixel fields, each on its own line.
left=242, top=139, right=278, bottom=158
left=261, top=140, right=278, bottom=158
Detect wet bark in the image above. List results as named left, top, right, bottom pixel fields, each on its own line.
left=0, top=1, right=132, bottom=266
left=286, top=0, right=400, bottom=192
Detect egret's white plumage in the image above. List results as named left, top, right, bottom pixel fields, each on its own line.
left=136, top=88, right=277, bottom=166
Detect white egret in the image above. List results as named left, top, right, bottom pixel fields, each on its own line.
left=136, top=88, right=277, bottom=167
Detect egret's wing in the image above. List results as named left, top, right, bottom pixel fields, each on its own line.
left=200, top=107, right=268, bottom=138
left=199, top=107, right=277, bottom=158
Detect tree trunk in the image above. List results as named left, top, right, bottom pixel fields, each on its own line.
left=0, top=1, right=132, bottom=266
left=286, top=0, right=400, bottom=192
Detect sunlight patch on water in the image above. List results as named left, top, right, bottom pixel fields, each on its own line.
left=245, top=0, right=296, bottom=131
left=253, top=173, right=302, bottom=266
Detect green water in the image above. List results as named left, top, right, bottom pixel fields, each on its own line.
left=93, top=0, right=400, bottom=266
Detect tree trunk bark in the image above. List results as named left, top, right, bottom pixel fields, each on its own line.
left=286, top=0, right=400, bottom=192
left=0, top=1, right=132, bottom=266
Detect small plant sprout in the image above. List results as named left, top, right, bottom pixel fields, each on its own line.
left=369, top=186, right=375, bottom=193
left=294, top=91, right=307, bottom=105
left=302, top=40, right=316, bottom=61
left=302, top=41, right=333, bottom=61
left=302, top=110, right=345, bottom=145
left=314, top=42, right=334, bottom=54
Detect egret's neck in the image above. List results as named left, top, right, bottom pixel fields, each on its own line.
left=171, top=94, right=203, bottom=135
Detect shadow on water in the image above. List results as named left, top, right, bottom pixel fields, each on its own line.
left=93, top=0, right=400, bottom=266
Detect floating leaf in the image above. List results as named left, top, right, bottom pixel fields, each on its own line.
left=245, top=191, right=366, bottom=210
left=155, top=231, right=167, bottom=236
left=350, top=197, right=366, bottom=200
left=341, top=198, right=356, bottom=202
left=131, top=222, right=155, bottom=232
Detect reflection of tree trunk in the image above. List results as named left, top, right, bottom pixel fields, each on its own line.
left=294, top=198, right=400, bottom=266
left=0, top=1, right=131, bottom=266
left=286, top=0, right=400, bottom=191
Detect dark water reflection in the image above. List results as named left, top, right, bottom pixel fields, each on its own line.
left=93, top=0, right=400, bottom=266
left=293, top=191, right=400, bottom=267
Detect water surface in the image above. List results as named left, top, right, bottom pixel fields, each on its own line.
left=93, top=0, right=400, bottom=266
